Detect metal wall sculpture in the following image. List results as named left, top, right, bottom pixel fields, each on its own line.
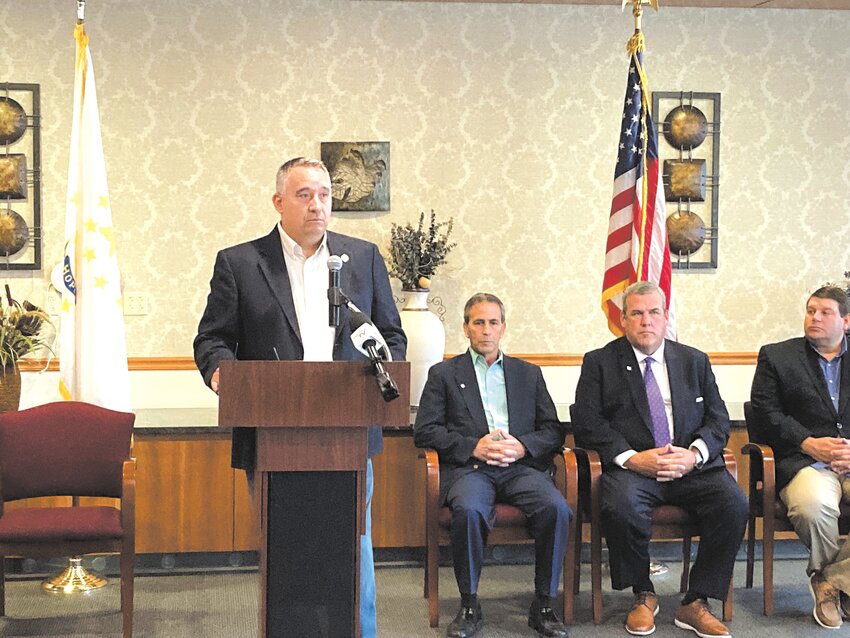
left=0, top=83, right=41, bottom=270
left=653, top=91, right=720, bottom=270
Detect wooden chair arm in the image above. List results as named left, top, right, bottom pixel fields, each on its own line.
left=570, top=447, right=602, bottom=524
left=741, top=441, right=777, bottom=511
left=721, top=448, right=738, bottom=481
left=423, top=449, right=441, bottom=546
left=560, top=448, right=580, bottom=521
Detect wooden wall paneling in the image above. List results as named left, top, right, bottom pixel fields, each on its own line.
left=232, top=467, right=259, bottom=551
left=372, top=433, right=425, bottom=548
left=133, top=434, right=235, bottom=553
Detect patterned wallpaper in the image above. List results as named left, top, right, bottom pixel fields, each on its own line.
left=1, top=0, right=848, bottom=357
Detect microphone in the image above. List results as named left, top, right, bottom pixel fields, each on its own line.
left=327, top=255, right=343, bottom=327
left=348, top=307, right=399, bottom=403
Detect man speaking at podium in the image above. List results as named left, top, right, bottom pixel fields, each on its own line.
left=194, top=156, right=406, bottom=637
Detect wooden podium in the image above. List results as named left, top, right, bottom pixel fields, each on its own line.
left=218, top=360, right=410, bottom=638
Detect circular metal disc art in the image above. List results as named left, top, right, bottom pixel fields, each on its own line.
left=667, top=211, right=705, bottom=255
left=0, top=209, right=29, bottom=256
left=0, top=97, right=27, bottom=146
left=663, top=105, right=708, bottom=150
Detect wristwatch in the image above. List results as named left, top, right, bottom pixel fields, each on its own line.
left=690, top=447, right=705, bottom=469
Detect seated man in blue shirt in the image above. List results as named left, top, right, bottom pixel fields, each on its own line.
left=752, top=285, right=850, bottom=629
left=414, top=292, right=571, bottom=638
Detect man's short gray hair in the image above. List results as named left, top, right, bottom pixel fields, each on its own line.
left=463, top=293, right=506, bottom=324
left=622, top=281, right=667, bottom=315
left=275, top=157, right=329, bottom=193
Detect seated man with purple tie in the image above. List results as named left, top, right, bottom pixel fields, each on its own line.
left=572, top=281, right=747, bottom=638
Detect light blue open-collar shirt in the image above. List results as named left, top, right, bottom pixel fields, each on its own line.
left=469, top=347, right=509, bottom=434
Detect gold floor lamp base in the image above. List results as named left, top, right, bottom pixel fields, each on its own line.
left=42, top=557, right=107, bottom=593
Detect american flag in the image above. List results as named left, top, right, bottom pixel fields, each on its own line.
left=601, top=37, right=676, bottom=339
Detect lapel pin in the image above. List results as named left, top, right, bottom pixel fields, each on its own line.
left=341, top=254, right=350, bottom=263
left=626, top=365, right=632, bottom=371
left=460, top=383, right=466, bottom=389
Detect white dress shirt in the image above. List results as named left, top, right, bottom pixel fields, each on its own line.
left=277, top=224, right=335, bottom=361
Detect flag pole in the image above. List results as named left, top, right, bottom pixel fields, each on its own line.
left=622, top=0, right=659, bottom=33
left=620, top=1, right=671, bottom=576
left=43, top=0, right=110, bottom=596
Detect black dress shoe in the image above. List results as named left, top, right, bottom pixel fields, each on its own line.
left=446, top=603, right=483, bottom=638
left=528, top=600, right=569, bottom=637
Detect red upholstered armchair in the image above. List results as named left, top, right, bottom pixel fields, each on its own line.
left=0, top=401, right=136, bottom=638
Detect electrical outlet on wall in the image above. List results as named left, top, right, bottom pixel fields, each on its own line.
left=44, top=291, right=61, bottom=316
left=124, top=293, right=149, bottom=316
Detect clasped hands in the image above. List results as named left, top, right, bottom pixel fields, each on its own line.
left=624, top=444, right=699, bottom=482
left=801, top=436, right=850, bottom=474
left=472, top=429, right=527, bottom=467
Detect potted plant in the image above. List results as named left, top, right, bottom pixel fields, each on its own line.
left=0, top=285, right=53, bottom=411
left=388, top=210, right=455, bottom=291
left=386, top=210, right=456, bottom=405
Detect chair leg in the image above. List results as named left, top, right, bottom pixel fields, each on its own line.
left=427, top=535, right=440, bottom=627
left=573, top=514, right=582, bottom=596
left=722, top=569, right=734, bottom=622
left=563, top=509, right=579, bottom=624
left=0, top=554, right=5, bottom=617
left=120, top=547, right=134, bottom=638
left=423, top=551, right=429, bottom=599
left=591, top=523, right=603, bottom=624
left=573, top=528, right=582, bottom=597
left=680, top=537, right=692, bottom=593
left=763, top=517, right=775, bottom=616
left=745, top=514, right=756, bottom=588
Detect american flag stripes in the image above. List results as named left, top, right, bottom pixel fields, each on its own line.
left=601, top=33, right=676, bottom=339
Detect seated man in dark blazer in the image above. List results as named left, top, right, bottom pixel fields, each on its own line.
left=414, top=292, right=571, bottom=638
left=573, top=281, right=747, bottom=638
left=751, top=285, right=850, bottom=629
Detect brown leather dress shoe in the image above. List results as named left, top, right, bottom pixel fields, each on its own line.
left=625, top=592, right=659, bottom=636
left=840, top=591, right=850, bottom=619
left=673, top=599, right=730, bottom=638
left=810, top=572, right=842, bottom=629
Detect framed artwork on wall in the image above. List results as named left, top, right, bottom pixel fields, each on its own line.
left=320, top=141, right=390, bottom=212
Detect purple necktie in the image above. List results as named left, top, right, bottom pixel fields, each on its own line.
left=644, top=357, right=671, bottom=447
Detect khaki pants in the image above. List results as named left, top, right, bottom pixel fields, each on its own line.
left=781, top=465, right=850, bottom=591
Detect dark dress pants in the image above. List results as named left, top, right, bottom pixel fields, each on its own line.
left=443, top=462, right=572, bottom=598
left=601, top=465, right=748, bottom=600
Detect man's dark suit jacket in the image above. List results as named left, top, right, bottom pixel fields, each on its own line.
left=751, top=336, right=850, bottom=492
left=572, top=337, right=730, bottom=471
left=413, top=353, right=565, bottom=497
left=194, top=227, right=406, bottom=469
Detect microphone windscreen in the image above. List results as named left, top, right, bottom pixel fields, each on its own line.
left=348, top=309, right=371, bottom=331
left=327, top=255, right=343, bottom=271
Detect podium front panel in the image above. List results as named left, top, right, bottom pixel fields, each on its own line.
left=265, top=471, right=357, bottom=637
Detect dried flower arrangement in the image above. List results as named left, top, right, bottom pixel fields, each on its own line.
left=387, top=210, right=456, bottom=291
left=0, top=284, right=53, bottom=369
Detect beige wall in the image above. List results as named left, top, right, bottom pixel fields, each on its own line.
left=2, top=0, right=849, bottom=359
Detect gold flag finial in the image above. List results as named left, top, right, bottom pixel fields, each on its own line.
left=621, top=0, right=659, bottom=32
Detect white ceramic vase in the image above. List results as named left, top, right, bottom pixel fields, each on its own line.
left=399, top=290, right=445, bottom=406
